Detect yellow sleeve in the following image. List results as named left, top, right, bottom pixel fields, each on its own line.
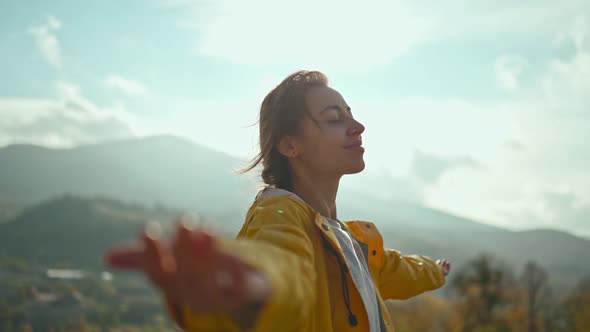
left=377, top=249, right=446, bottom=300
left=177, top=197, right=317, bottom=332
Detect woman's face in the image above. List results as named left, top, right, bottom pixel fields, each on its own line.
left=294, top=85, right=366, bottom=177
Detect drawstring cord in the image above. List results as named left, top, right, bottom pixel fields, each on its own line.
left=323, top=239, right=358, bottom=327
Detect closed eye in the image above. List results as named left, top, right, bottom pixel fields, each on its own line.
left=322, top=105, right=353, bottom=122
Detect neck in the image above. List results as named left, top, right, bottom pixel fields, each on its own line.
left=291, top=172, right=341, bottom=220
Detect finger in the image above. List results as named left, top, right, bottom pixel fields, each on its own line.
left=211, top=243, right=272, bottom=310
left=173, top=223, right=211, bottom=275
left=214, top=253, right=248, bottom=308
left=104, top=245, right=144, bottom=270
left=171, top=224, right=217, bottom=308
left=185, top=227, right=253, bottom=311
left=143, top=229, right=177, bottom=290
left=243, top=270, right=269, bottom=302
left=188, top=229, right=224, bottom=305
left=104, top=222, right=162, bottom=270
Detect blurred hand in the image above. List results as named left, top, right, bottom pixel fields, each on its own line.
left=436, top=259, right=451, bottom=276
left=104, top=219, right=269, bottom=314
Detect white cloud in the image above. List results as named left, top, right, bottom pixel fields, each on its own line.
left=571, top=15, right=590, bottom=51
left=356, top=97, right=516, bottom=172
left=0, top=82, right=137, bottom=148
left=28, top=16, right=62, bottom=68
left=542, top=55, right=590, bottom=105
left=495, top=55, right=529, bottom=92
left=538, top=191, right=590, bottom=231
left=555, top=14, right=590, bottom=52
left=503, top=139, right=525, bottom=151
left=167, top=0, right=586, bottom=72
left=493, top=189, right=590, bottom=238
left=323, top=11, right=590, bottom=237
left=155, top=4, right=590, bottom=237
left=136, top=98, right=261, bottom=159
left=421, top=16, right=590, bottom=237
left=410, top=150, right=481, bottom=184
left=341, top=167, right=426, bottom=203
left=180, top=0, right=436, bottom=72
left=105, top=75, right=149, bottom=96
left=429, top=1, right=587, bottom=38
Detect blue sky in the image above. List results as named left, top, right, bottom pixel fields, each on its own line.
left=1, top=0, right=589, bottom=237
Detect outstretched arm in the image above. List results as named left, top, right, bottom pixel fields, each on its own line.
left=105, top=198, right=317, bottom=332
left=377, top=249, right=449, bottom=300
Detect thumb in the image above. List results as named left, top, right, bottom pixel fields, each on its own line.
left=104, top=245, right=144, bottom=270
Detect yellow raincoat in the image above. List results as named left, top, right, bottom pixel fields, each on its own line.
left=168, top=192, right=446, bottom=331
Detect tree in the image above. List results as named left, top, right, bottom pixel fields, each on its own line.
left=385, top=294, right=458, bottom=332
left=520, top=261, right=551, bottom=332
left=449, top=254, right=516, bottom=332
left=565, top=275, right=590, bottom=331
left=2, top=320, right=14, bottom=332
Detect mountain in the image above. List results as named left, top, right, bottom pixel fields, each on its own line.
left=0, top=195, right=164, bottom=267
left=336, top=190, right=590, bottom=291
left=1, top=195, right=588, bottom=294
left=0, top=135, right=257, bottom=218
left=1, top=135, right=588, bottom=291
left=0, top=135, right=498, bottom=234
left=0, top=200, right=21, bottom=223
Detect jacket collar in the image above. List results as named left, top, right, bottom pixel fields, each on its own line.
left=255, top=187, right=375, bottom=251
left=255, top=187, right=350, bottom=261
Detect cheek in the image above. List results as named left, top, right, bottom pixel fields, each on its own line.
left=323, top=128, right=347, bottom=151
left=307, top=129, right=342, bottom=152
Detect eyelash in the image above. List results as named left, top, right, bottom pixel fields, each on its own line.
left=330, top=110, right=353, bottom=121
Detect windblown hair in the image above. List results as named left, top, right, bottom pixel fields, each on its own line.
left=239, top=70, right=328, bottom=191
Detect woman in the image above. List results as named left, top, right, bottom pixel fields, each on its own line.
left=105, top=70, right=451, bottom=331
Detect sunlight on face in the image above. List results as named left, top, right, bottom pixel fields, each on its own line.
left=295, top=86, right=366, bottom=176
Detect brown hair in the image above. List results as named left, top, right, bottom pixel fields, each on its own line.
left=239, top=70, right=328, bottom=191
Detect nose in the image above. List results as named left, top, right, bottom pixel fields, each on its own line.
left=347, top=118, right=365, bottom=136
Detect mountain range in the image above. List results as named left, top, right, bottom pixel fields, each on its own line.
left=0, top=135, right=588, bottom=293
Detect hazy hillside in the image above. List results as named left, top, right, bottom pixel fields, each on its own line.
left=1, top=135, right=588, bottom=292
left=0, top=195, right=177, bottom=267
left=0, top=135, right=508, bottom=235
left=338, top=189, right=587, bottom=259
left=337, top=189, right=590, bottom=287
left=1, top=195, right=588, bottom=294
left=0, top=135, right=256, bottom=217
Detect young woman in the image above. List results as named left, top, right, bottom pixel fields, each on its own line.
left=105, top=70, right=451, bottom=332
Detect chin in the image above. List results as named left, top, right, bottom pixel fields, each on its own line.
left=342, top=160, right=366, bottom=174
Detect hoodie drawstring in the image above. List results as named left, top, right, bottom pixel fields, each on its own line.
left=323, top=238, right=358, bottom=327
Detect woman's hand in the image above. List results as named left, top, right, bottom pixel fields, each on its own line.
left=104, top=220, right=269, bottom=315
left=436, top=259, right=451, bottom=276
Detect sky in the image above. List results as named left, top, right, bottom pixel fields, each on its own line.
left=1, top=0, right=589, bottom=237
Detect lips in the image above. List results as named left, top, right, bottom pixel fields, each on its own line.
left=343, top=141, right=363, bottom=149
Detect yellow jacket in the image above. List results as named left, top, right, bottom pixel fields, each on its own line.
left=170, top=193, right=446, bottom=331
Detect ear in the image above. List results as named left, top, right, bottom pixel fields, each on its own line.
left=277, top=135, right=302, bottom=158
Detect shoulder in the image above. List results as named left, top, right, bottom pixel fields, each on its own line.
left=243, top=190, right=317, bottom=231
left=345, top=220, right=384, bottom=246
left=249, top=188, right=314, bottom=214
left=249, top=195, right=312, bottom=217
